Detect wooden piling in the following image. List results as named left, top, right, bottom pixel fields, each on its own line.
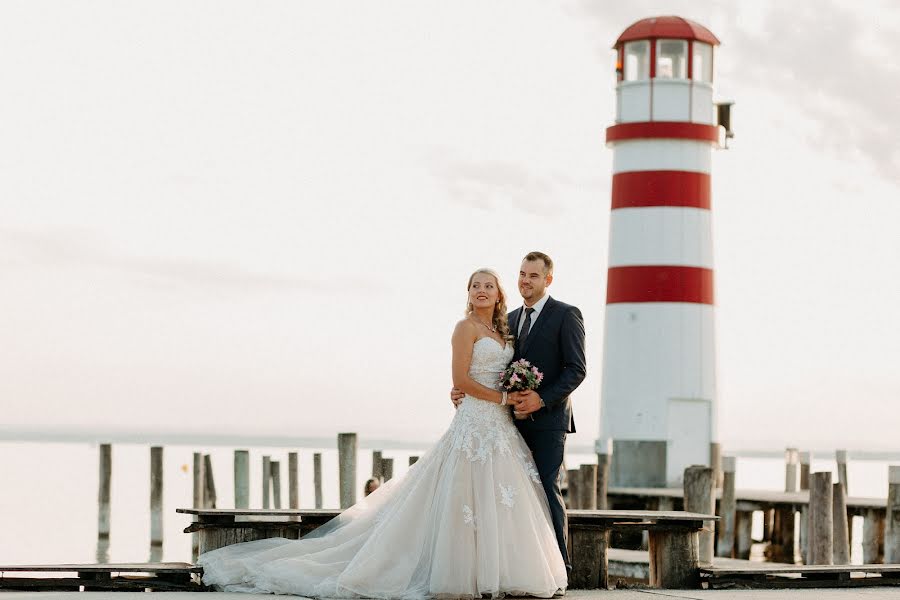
left=372, top=450, right=383, bottom=480
left=288, top=452, right=299, bottom=509
left=596, top=439, right=611, bottom=510
left=863, top=508, right=886, bottom=564
left=97, top=444, right=111, bottom=541
left=338, top=433, right=358, bottom=509
left=271, top=460, right=282, bottom=509
left=150, top=446, right=163, bottom=549
left=409, top=455, right=419, bottom=466
left=736, top=511, right=753, bottom=560
left=836, top=450, right=849, bottom=495
left=382, top=458, right=394, bottom=482
left=886, top=466, right=900, bottom=563
left=785, top=448, right=799, bottom=493
left=799, top=451, right=811, bottom=490
left=203, top=454, right=216, bottom=509
left=710, top=442, right=723, bottom=489
left=262, top=456, right=271, bottom=509
left=808, top=471, right=833, bottom=565
left=234, top=450, right=250, bottom=509
left=192, top=452, right=205, bottom=561
left=567, top=468, right=581, bottom=510
left=313, top=452, right=323, bottom=509
left=832, top=482, right=850, bottom=565
left=579, top=463, right=598, bottom=510
left=683, top=465, right=715, bottom=564
left=716, top=457, right=736, bottom=558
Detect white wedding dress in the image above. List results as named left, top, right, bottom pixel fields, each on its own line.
left=197, top=337, right=567, bottom=598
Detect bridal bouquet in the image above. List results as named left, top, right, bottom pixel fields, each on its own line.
left=500, top=359, right=544, bottom=392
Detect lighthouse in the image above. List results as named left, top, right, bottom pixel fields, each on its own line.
left=599, top=17, right=729, bottom=487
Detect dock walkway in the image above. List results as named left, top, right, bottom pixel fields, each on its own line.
left=3, top=589, right=900, bottom=599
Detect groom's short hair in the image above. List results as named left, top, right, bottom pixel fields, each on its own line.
left=523, top=251, right=553, bottom=276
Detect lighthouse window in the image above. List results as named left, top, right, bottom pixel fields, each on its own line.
left=656, top=39, right=687, bottom=79
left=623, top=41, right=649, bottom=81
left=693, top=42, right=713, bottom=83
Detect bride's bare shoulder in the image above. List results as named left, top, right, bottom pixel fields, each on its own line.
left=452, top=318, right=477, bottom=340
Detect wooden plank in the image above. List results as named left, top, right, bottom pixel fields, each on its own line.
left=177, top=508, right=339, bottom=516
left=0, top=563, right=201, bottom=573
left=567, top=509, right=717, bottom=522
left=608, top=486, right=887, bottom=510
left=700, top=563, right=900, bottom=575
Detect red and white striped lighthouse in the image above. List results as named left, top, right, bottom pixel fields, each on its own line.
left=599, top=17, right=726, bottom=487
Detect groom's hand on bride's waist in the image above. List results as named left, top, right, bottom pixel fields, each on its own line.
left=450, top=387, right=465, bottom=408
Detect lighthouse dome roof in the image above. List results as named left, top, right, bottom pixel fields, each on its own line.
left=615, top=16, right=720, bottom=47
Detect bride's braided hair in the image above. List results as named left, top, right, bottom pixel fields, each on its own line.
left=465, top=268, right=511, bottom=340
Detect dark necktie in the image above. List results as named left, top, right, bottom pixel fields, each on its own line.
left=518, top=307, right=535, bottom=350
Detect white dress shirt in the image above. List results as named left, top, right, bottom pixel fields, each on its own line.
left=517, top=293, right=551, bottom=336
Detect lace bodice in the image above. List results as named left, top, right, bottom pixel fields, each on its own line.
left=466, top=336, right=513, bottom=388
left=449, top=338, right=539, bottom=482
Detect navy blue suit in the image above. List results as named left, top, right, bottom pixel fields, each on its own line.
left=509, top=296, right=586, bottom=571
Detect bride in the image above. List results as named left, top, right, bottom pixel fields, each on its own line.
left=197, top=268, right=567, bottom=598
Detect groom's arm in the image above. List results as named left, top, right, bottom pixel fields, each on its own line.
left=537, top=306, right=586, bottom=409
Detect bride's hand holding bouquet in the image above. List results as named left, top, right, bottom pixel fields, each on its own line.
left=500, top=359, right=544, bottom=420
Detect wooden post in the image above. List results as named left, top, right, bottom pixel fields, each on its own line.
left=262, top=456, right=271, bottom=509
left=98, top=443, right=111, bottom=541
left=808, top=471, right=833, bottom=565
left=234, top=450, right=250, bottom=509
left=409, top=455, right=419, bottom=466
left=150, top=446, right=163, bottom=549
left=832, top=482, right=850, bottom=564
left=836, top=450, right=849, bottom=495
left=579, top=463, right=598, bottom=510
left=288, top=452, right=299, bottom=509
left=338, top=433, right=358, bottom=509
left=736, top=511, right=753, bottom=559
left=203, top=454, right=217, bottom=509
left=863, top=508, right=886, bottom=564
left=192, top=452, right=205, bottom=561
left=799, top=451, right=811, bottom=491
left=313, top=452, right=323, bottom=509
left=570, top=527, right=609, bottom=589
left=683, top=465, right=715, bottom=564
left=596, top=439, right=611, bottom=510
left=649, top=529, right=700, bottom=588
left=785, top=448, right=799, bottom=493
left=716, top=457, right=736, bottom=558
left=567, top=468, right=581, bottom=510
left=372, top=450, right=383, bottom=480
left=382, top=458, right=394, bottom=482
left=271, top=460, right=282, bottom=509
left=886, top=466, right=900, bottom=563
left=710, top=442, right=723, bottom=489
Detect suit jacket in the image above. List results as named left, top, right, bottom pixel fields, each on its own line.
left=509, top=296, right=586, bottom=433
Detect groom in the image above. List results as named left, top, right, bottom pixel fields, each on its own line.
left=453, top=251, right=587, bottom=578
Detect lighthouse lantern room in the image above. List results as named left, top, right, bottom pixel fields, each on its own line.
left=599, top=16, right=725, bottom=487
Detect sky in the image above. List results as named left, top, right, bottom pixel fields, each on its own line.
left=1, top=0, right=898, bottom=452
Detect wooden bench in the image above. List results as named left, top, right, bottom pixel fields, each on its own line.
left=0, top=563, right=202, bottom=591
left=178, top=507, right=714, bottom=590
left=701, top=563, right=900, bottom=589
left=177, top=508, right=341, bottom=554
left=567, top=509, right=717, bottom=590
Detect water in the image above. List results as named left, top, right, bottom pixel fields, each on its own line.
left=0, top=440, right=896, bottom=565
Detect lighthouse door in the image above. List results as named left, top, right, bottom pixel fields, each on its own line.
left=666, top=398, right=712, bottom=486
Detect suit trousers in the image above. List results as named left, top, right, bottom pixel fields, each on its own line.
left=519, top=428, right=570, bottom=572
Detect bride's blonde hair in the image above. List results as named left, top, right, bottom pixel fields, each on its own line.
left=465, top=268, right=511, bottom=340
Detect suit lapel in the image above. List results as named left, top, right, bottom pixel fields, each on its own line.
left=509, top=307, right=521, bottom=345
left=520, top=296, right=556, bottom=356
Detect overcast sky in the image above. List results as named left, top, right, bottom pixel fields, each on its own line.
left=1, top=0, right=898, bottom=451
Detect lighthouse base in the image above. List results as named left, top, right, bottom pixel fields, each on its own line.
left=611, top=440, right=668, bottom=488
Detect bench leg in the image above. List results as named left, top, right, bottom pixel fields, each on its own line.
left=648, top=529, right=699, bottom=589
left=569, top=527, right=609, bottom=589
